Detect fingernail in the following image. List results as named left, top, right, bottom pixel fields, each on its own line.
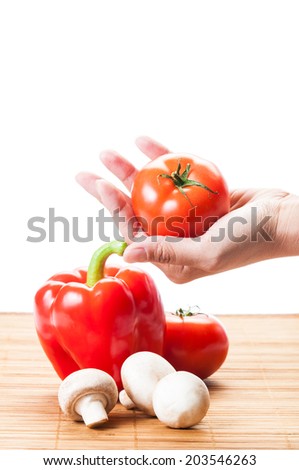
left=124, top=246, right=147, bottom=263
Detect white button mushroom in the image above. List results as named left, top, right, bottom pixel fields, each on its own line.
left=58, top=369, right=118, bottom=428
left=120, top=351, right=176, bottom=416
left=119, top=389, right=136, bottom=410
left=152, top=371, right=210, bottom=429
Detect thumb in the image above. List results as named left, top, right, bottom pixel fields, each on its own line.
left=123, top=236, right=201, bottom=266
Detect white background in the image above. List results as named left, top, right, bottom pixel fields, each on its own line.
left=0, top=0, right=299, bottom=314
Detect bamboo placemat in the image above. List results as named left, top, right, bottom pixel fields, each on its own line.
left=0, top=312, right=298, bottom=450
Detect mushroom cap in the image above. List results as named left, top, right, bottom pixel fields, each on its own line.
left=121, top=351, right=175, bottom=416
left=58, top=368, right=118, bottom=421
left=152, top=371, right=210, bottom=428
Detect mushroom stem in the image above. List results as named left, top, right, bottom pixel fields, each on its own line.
left=119, top=389, right=136, bottom=410
left=75, top=393, right=108, bottom=428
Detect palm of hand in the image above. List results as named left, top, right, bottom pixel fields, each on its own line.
left=76, top=137, right=288, bottom=282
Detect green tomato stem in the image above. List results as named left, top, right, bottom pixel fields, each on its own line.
left=158, top=160, right=218, bottom=207
left=175, top=306, right=202, bottom=317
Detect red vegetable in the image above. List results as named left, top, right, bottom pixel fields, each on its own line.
left=164, top=307, right=229, bottom=379
left=34, top=241, right=165, bottom=390
left=131, top=153, right=230, bottom=237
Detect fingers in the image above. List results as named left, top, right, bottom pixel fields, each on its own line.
left=123, top=236, right=215, bottom=283
left=229, top=188, right=265, bottom=210
left=99, top=150, right=138, bottom=192
left=148, top=262, right=199, bottom=284
left=75, top=172, right=103, bottom=202
left=99, top=137, right=170, bottom=191
left=95, top=179, right=137, bottom=243
left=76, top=172, right=140, bottom=243
left=135, top=136, right=170, bottom=159
left=123, top=236, right=200, bottom=267
left=76, top=137, right=171, bottom=245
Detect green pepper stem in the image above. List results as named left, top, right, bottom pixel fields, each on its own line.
left=86, top=241, right=127, bottom=287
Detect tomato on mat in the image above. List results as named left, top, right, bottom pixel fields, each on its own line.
left=164, top=307, right=229, bottom=379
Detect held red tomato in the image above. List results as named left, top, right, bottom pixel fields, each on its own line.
left=164, top=307, right=229, bottom=379
left=131, top=153, right=230, bottom=237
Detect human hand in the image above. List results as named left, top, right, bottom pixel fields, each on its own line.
left=76, top=136, right=170, bottom=244
left=76, top=137, right=299, bottom=283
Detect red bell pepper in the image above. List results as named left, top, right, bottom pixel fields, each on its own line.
left=34, top=241, right=165, bottom=390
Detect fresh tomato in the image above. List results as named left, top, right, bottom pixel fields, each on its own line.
left=131, top=153, right=230, bottom=237
left=164, top=307, right=229, bottom=379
